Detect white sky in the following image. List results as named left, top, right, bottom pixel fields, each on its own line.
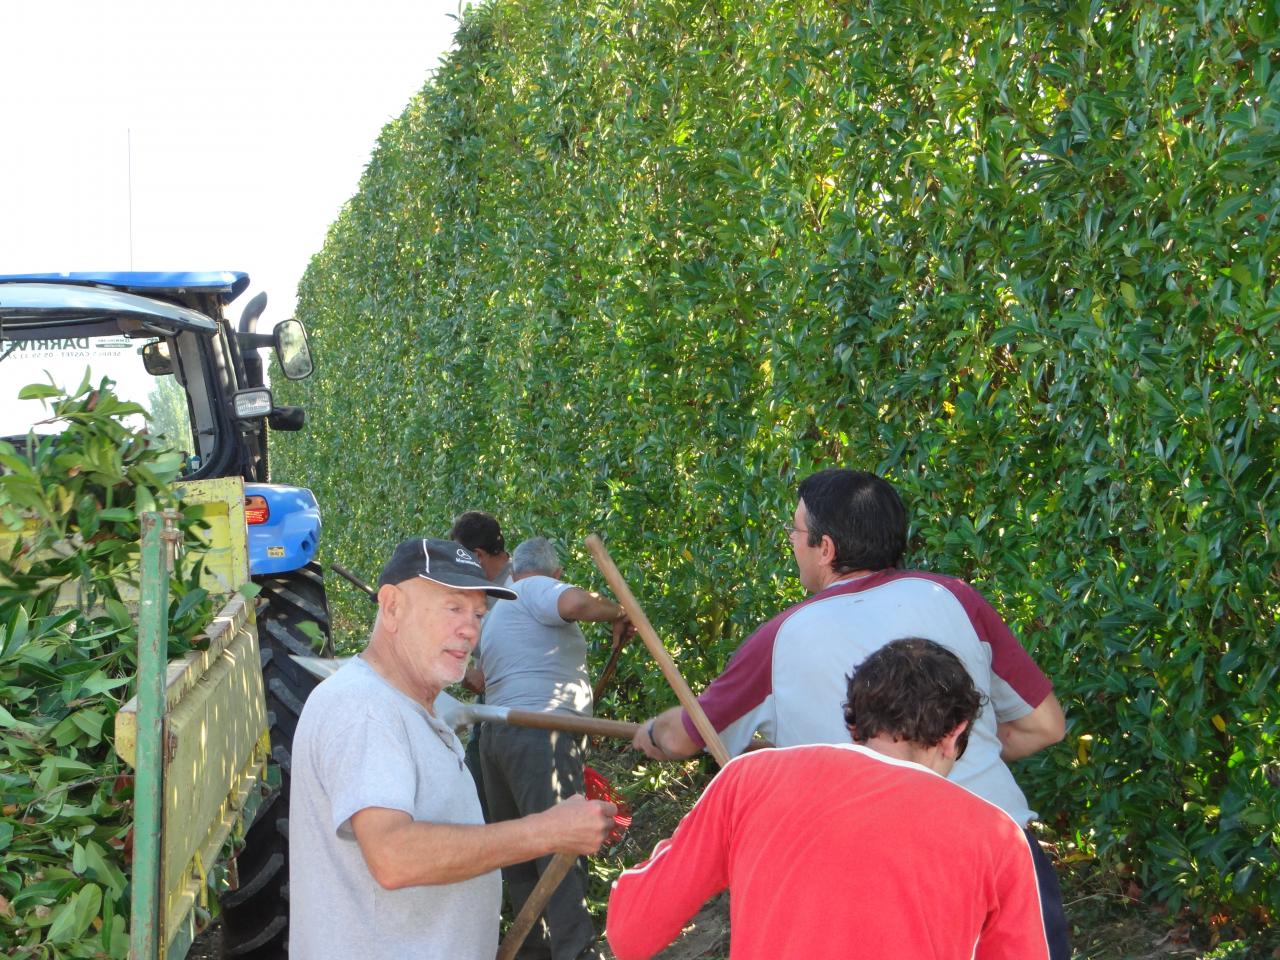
left=0, top=0, right=465, bottom=323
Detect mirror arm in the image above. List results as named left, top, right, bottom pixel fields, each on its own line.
left=235, top=331, right=275, bottom=350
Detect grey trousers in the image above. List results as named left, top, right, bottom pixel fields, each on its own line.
left=478, top=724, right=598, bottom=960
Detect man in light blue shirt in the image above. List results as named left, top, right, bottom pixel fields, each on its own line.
left=478, top=537, right=631, bottom=960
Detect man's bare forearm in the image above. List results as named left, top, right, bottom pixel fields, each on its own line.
left=559, top=586, right=627, bottom=624
left=460, top=664, right=485, bottom=694
left=632, top=706, right=702, bottom=760
left=353, top=796, right=614, bottom=889
left=360, top=816, right=552, bottom=887
left=997, top=693, right=1066, bottom=761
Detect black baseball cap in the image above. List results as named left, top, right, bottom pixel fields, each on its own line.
left=377, top=537, right=517, bottom=599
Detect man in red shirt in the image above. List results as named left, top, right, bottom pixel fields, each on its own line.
left=607, top=638, right=1053, bottom=960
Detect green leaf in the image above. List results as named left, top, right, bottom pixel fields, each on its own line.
left=0, top=605, right=31, bottom=661
left=17, top=383, right=63, bottom=400
left=172, top=586, right=209, bottom=622
left=80, top=840, right=125, bottom=895
left=72, top=841, right=88, bottom=874
left=70, top=708, right=109, bottom=742
left=78, top=673, right=132, bottom=697
left=103, top=598, right=131, bottom=629
left=45, top=882, right=101, bottom=943
left=51, top=714, right=85, bottom=747
left=135, top=485, right=157, bottom=515
left=0, top=703, right=38, bottom=733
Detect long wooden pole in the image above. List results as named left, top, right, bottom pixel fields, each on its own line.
left=502, top=709, right=639, bottom=740
left=495, top=852, right=577, bottom=960
left=583, top=534, right=731, bottom=766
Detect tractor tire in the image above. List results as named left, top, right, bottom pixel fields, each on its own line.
left=220, top=562, right=333, bottom=959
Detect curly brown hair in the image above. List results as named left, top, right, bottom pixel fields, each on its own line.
left=449, top=510, right=505, bottom=555
left=843, top=638, right=986, bottom=758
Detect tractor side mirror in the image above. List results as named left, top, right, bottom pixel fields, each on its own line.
left=273, top=318, right=313, bottom=380
left=140, top=340, right=174, bottom=376
left=268, top=405, right=306, bottom=431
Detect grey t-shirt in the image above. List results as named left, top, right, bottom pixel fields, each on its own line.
left=478, top=575, right=593, bottom=716
left=288, top=657, right=501, bottom=959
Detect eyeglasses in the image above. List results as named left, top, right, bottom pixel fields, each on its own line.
left=783, top=522, right=810, bottom=538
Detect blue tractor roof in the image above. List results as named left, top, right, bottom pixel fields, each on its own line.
left=0, top=271, right=250, bottom=304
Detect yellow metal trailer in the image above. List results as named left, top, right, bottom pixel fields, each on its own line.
left=111, top=479, right=272, bottom=960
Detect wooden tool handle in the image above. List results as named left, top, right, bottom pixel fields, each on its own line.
left=591, top=628, right=627, bottom=703
left=584, top=534, right=731, bottom=766
left=495, top=851, right=577, bottom=960
left=504, top=709, right=640, bottom=740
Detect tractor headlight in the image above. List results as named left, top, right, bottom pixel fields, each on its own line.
left=233, top=388, right=273, bottom=420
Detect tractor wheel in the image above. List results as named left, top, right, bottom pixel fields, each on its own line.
left=220, top=561, right=333, bottom=959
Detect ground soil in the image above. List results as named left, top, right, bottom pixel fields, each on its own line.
left=646, top=893, right=731, bottom=960
left=188, top=922, right=220, bottom=960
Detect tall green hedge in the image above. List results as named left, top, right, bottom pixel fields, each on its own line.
left=277, top=0, right=1280, bottom=920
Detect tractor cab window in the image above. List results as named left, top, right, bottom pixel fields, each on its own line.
left=1, top=333, right=198, bottom=470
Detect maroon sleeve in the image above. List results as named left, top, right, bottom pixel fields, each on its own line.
left=679, top=611, right=785, bottom=747
left=952, top=579, right=1053, bottom=712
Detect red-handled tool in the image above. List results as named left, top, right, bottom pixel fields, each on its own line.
left=585, top=765, right=632, bottom=846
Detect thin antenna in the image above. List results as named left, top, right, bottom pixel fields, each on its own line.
left=127, top=129, right=134, bottom=269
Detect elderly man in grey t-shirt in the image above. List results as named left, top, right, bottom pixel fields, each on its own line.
left=288, top=538, right=617, bottom=960
left=478, top=537, right=631, bottom=960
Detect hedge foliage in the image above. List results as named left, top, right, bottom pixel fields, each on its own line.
left=0, top=380, right=213, bottom=958
left=278, top=0, right=1280, bottom=921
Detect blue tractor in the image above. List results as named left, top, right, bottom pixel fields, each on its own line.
left=0, top=272, right=332, bottom=958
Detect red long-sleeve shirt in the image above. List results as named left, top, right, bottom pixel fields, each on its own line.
left=607, top=744, right=1051, bottom=960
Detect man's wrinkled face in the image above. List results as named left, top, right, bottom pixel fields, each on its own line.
left=391, top=578, right=488, bottom=694
left=788, top=499, right=825, bottom=594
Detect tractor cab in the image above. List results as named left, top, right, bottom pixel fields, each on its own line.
left=0, top=271, right=313, bottom=483
left=0, top=271, right=331, bottom=958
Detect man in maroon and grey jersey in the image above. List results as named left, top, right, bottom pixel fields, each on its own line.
left=631, top=468, right=1069, bottom=958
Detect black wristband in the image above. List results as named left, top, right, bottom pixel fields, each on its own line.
left=647, top=719, right=668, bottom=758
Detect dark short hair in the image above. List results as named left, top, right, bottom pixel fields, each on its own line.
left=796, top=469, right=906, bottom=571
left=843, top=638, right=984, bottom=757
left=449, top=511, right=505, bottom=555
